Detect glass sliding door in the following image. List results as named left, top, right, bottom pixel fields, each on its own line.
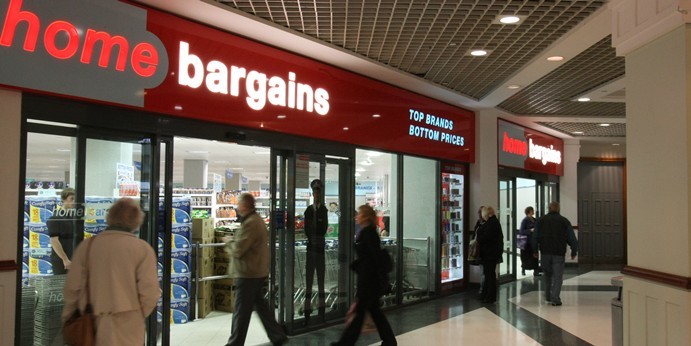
left=498, top=177, right=515, bottom=280
left=271, top=151, right=351, bottom=332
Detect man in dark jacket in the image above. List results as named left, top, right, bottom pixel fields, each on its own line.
left=303, top=179, right=329, bottom=323
left=477, top=206, right=504, bottom=304
left=534, top=201, right=578, bottom=306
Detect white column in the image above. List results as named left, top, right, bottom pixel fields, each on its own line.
left=85, top=141, right=133, bottom=196
left=561, top=140, right=580, bottom=263
left=183, top=159, right=208, bottom=188
left=0, top=88, right=21, bottom=346
left=610, top=1, right=691, bottom=344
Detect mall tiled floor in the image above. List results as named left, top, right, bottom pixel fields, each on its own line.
left=167, top=269, right=620, bottom=346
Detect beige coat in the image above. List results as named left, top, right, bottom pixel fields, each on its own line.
left=62, top=230, right=160, bottom=345
left=226, top=212, right=269, bottom=278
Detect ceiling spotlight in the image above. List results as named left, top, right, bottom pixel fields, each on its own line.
left=499, top=16, right=521, bottom=24
left=546, top=56, right=564, bottom=62
left=577, top=97, right=591, bottom=102
left=449, top=42, right=457, bottom=46
left=572, top=131, right=584, bottom=135
left=507, top=84, right=521, bottom=89
left=612, top=143, right=621, bottom=146
left=470, top=50, right=488, bottom=56
left=600, top=123, right=611, bottom=127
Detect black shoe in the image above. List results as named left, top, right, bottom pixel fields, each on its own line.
left=551, top=301, right=562, bottom=306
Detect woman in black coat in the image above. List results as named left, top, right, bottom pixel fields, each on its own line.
left=476, top=206, right=504, bottom=304
left=332, top=204, right=397, bottom=346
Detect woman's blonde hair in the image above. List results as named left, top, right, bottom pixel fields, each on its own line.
left=106, top=198, right=145, bottom=232
left=481, top=205, right=496, bottom=220
left=357, top=204, right=377, bottom=226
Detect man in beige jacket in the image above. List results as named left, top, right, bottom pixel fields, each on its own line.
left=224, top=193, right=287, bottom=346
left=62, top=198, right=160, bottom=345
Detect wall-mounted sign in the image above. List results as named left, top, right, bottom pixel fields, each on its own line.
left=0, top=0, right=475, bottom=162
left=498, top=119, right=564, bottom=176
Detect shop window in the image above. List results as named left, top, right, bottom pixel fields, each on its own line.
left=402, top=155, right=436, bottom=300
left=21, top=131, right=78, bottom=346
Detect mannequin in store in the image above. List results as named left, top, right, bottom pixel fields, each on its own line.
left=47, top=188, right=78, bottom=274
left=303, top=179, right=329, bottom=324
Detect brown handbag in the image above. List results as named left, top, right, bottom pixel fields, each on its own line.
left=63, top=237, right=96, bottom=346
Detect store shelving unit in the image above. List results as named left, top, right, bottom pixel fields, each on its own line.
left=441, top=173, right=464, bottom=283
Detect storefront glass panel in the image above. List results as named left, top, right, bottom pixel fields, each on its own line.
left=402, top=155, right=436, bottom=301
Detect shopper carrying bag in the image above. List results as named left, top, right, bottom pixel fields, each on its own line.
left=62, top=235, right=95, bottom=346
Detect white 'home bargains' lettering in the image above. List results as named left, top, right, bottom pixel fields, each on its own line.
left=178, top=41, right=330, bottom=115
left=529, top=138, right=562, bottom=165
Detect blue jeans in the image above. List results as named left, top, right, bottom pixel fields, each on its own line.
left=541, top=254, right=565, bottom=304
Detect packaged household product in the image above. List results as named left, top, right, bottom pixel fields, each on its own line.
left=29, top=248, right=53, bottom=276
left=172, top=224, right=191, bottom=240
left=171, top=249, right=191, bottom=275
left=170, top=275, right=191, bottom=301
left=169, top=301, right=190, bottom=324
left=84, top=223, right=106, bottom=238
left=172, top=234, right=191, bottom=250
left=25, top=197, right=57, bottom=223
left=84, top=197, right=114, bottom=224
left=27, top=223, right=51, bottom=249
left=172, top=198, right=191, bottom=224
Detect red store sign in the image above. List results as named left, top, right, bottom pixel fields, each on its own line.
left=0, top=0, right=475, bottom=162
left=498, top=119, right=564, bottom=176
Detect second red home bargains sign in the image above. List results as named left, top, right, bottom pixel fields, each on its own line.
left=0, top=0, right=475, bottom=162
left=498, top=119, right=564, bottom=176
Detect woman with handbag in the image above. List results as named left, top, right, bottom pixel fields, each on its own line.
left=476, top=206, right=504, bottom=304
left=519, top=206, right=541, bottom=276
left=62, top=198, right=160, bottom=345
left=331, top=204, right=397, bottom=346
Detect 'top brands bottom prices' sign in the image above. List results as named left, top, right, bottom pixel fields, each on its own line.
left=408, top=108, right=465, bottom=147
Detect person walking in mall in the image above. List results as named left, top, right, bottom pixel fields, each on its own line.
left=62, top=198, right=160, bottom=345
left=303, top=178, right=329, bottom=324
left=519, top=206, right=541, bottom=277
left=533, top=201, right=578, bottom=306
left=476, top=206, right=504, bottom=304
left=224, top=193, right=288, bottom=346
left=331, top=204, right=397, bottom=346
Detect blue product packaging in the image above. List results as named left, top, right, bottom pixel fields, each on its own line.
left=25, top=197, right=57, bottom=223
left=29, top=248, right=53, bottom=276
left=172, top=197, right=191, bottom=224
left=170, top=301, right=190, bottom=324
left=84, top=223, right=106, bottom=239
left=170, top=275, right=191, bottom=301
left=84, top=197, right=114, bottom=224
left=171, top=249, right=191, bottom=275
left=157, top=262, right=163, bottom=276
left=23, top=211, right=30, bottom=223
left=29, top=232, right=51, bottom=249
left=22, top=250, right=29, bottom=276
left=172, top=234, right=191, bottom=250
left=172, top=224, right=191, bottom=240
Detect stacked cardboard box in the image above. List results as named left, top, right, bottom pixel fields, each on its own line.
left=192, top=218, right=215, bottom=318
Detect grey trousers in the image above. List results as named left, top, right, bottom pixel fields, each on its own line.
left=226, top=277, right=286, bottom=346
left=541, top=254, right=565, bottom=304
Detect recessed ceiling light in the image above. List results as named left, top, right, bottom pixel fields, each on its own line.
left=612, top=143, right=621, bottom=146
left=507, top=84, right=521, bottom=89
left=449, top=42, right=457, bottom=46
left=546, top=56, right=564, bottom=62
left=277, top=115, right=286, bottom=119
left=56, top=149, right=71, bottom=152
left=499, top=16, right=521, bottom=24
left=572, top=131, right=584, bottom=135
left=372, top=114, right=381, bottom=118
left=577, top=97, right=591, bottom=102
left=470, top=49, right=488, bottom=56
left=600, top=123, right=611, bottom=127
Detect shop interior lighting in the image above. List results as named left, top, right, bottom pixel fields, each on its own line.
left=546, top=56, right=564, bottom=62
left=573, top=131, right=584, bottom=135
left=187, top=150, right=209, bottom=154
left=577, top=97, right=591, bottom=102
left=360, top=159, right=373, bottom=166
left=356, top=167, right=366, bottom=172
left=599, top=123, right=611, bottom=127
left=56, top=148, right=71, bottom=152
left=355, top=172, right=361, bottom=177
left=366, top=151, right=383, bottom=157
